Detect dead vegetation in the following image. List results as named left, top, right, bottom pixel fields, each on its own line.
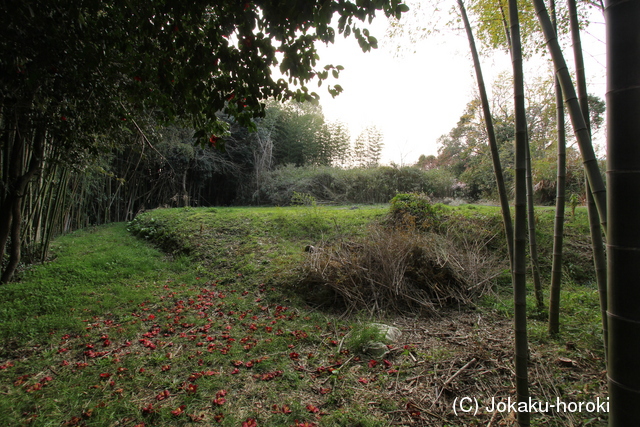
left=300, top=223, right=507, bottom=315
left=374, top=310, right=607, bottom=426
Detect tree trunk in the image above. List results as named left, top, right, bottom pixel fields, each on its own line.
left=548, top=0, right=566, bottom=336
left=0, top=122, right=21, bottom=266
left=457, top=0, right=514, bottom=268
left=0, top=125, right=45, bottom=283
left=525, top=133, right=544, bottom=309
left=498, top=1, right=512, bottom=51
left=605, top=0, right=640, bottom=423
left=509, top=0, right=530, bottom=425
left=586, top=178, right=607, bottom=355
left=532, top=0, right=607, bottom=231
left=566, top=0, right=608, bottom=359
left=41, top=165, right=69, bottom=262
left=548, top=73, right=566, bottom=334
left=1, top=196, right=24, bottom=283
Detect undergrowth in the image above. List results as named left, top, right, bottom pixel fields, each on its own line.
left=0, top=204, right=607, bottom=426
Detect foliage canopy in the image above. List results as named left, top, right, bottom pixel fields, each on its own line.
left=1, top=0, right=408, bottom=142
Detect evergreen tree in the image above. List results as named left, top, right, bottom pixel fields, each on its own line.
left=365, top=125, right=385, bottom=167
left=327, top=121, right=352, bottom=167
left=353, top=125, right=384, bottom=167
left=352, top=132, right=368, bottom=168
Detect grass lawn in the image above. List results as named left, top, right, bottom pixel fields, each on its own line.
left=0, top=205, right=607, bottom=426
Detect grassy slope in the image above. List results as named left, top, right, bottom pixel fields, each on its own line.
left=0, top=205, right=607, bottom=426
left=0, top=223, right=194, bottom=346
left=126, top=205, right=387, bottom=280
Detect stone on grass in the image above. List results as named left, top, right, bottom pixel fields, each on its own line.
left=363, top=323, right=402, bottom=358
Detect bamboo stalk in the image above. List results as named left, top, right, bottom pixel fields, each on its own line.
left=509, top=0, right=531, bottom=424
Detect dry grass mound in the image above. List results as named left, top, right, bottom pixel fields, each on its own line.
left=300, top=225, right=506, bottom=315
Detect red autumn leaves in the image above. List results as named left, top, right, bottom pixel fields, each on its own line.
left=5, top=276, right=402, bottom=427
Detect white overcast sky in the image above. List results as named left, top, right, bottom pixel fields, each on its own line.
left=312, top=6, right=607, bottom=166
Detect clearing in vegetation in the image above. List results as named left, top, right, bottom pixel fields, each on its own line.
left=0, top=203, right=606, bottom=426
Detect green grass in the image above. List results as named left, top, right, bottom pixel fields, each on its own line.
left=482, top=278, right=605, bottom=354
left=0, top=223, right=194, bottom=347
left=0, top=204, right=607, bottom=426
left=127, top=205, right=387, bottom=286
left=0, top=207, right=408, bottom=427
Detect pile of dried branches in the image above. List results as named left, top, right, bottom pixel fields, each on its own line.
left=300, top=225, right=506, bottom=315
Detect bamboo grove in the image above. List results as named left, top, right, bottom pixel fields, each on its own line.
left=0, top=0, right=408, bottom=283
left=1, top=101, right=391, bottom=276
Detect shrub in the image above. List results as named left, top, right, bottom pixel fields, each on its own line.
left=290, top=191, right=317, bottom=207
left=345, top=324, right=389, bottom=354
left=239, top=165, right=458, bottom=205
left=388, top=193, right=444, bottom=230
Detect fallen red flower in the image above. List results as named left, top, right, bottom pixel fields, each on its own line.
left=212, top=397, right=226, bottom=406
left=155, top=390, right=170, bottom=401
left=171, top=405, right=186, bottom=416
left=242, top=418, right=257, bottom=427
left=254, top=370, right=282, bottom=381
left=141, top=403, right=155, bottom=414
left=272, top=404, right=292, bottom=414
left=188, top=413, right=205, bottom=422
left=25, top=383, right=43, bottom=392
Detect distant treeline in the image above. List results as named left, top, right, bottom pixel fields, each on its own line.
left=16, top=81, right=605, bottom=265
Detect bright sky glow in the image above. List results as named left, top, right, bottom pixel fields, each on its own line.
left=313, top=7, right=607, bottom=166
